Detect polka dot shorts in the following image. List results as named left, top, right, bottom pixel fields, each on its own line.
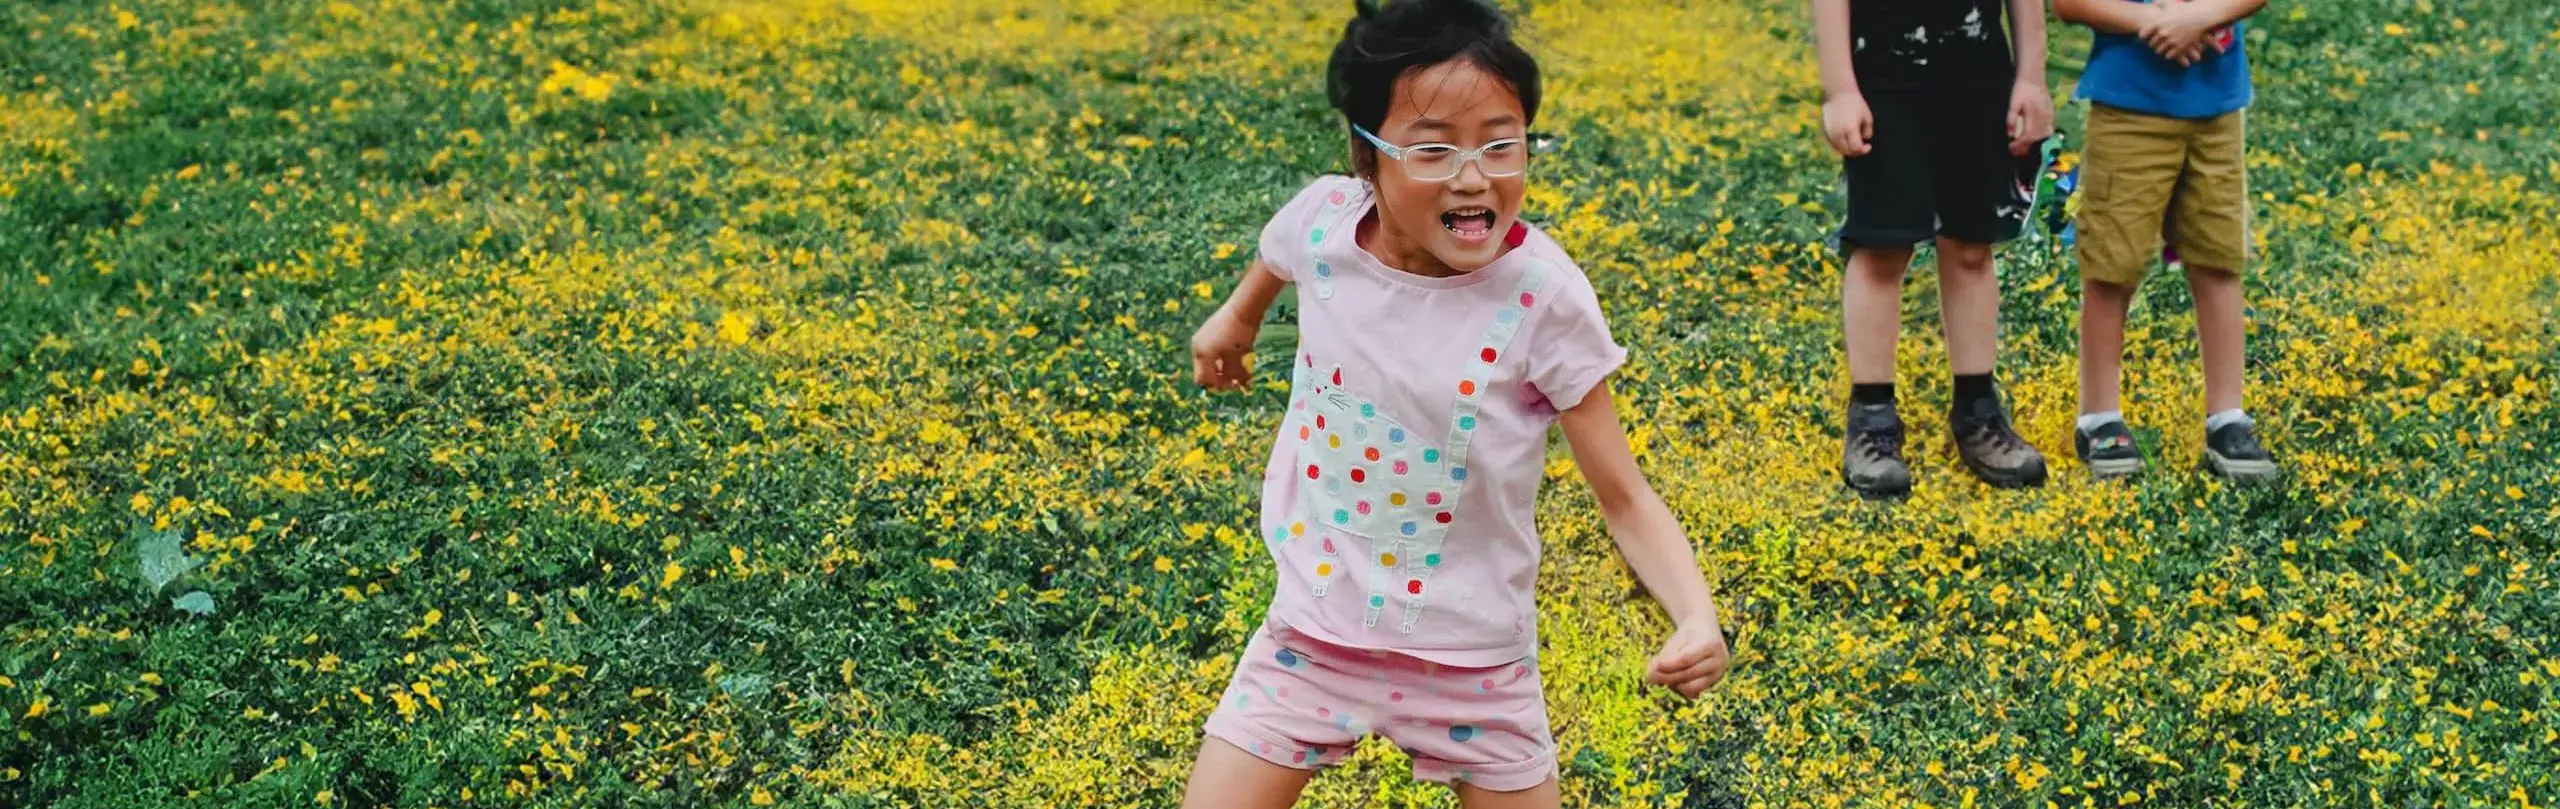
left=1202, top=622, right=1555, bottom=792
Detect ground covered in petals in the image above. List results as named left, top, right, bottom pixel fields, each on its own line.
left=3, top=1, right=2556, bottom=806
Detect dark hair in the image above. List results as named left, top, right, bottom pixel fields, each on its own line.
left=1325, top=0, right=1541, bottom=179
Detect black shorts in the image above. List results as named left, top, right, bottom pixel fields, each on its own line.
left=1832, top=88, right=2038, bottom=253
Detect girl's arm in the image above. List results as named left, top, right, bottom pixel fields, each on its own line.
left=1558, top=380, right=1730, bottom=698
left=1190, top=260, right=1290, bottom=390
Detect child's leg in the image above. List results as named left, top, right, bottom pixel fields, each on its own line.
left=1834, top=91, right=1931, bottom=393
left=1455, top=776, right=1562, bottom=809
left=2072, top=103, right=2183, bottom=417
left=2077, top=278, right=2138, bottom=415
left=1188, top=625, right=1361, bottom=808
left=2168, top=109, right=2254, bottom=418
left=1933, top=237, right=1998, bottom=377
left=1843, top=247, right=1916, bottom=386
left=1179, top=737, right=1315, bottom=809
left=2186, top=266, right=2246, bottom=414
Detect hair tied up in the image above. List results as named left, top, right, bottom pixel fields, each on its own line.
left=1353, top=0, right=1379, bottom=19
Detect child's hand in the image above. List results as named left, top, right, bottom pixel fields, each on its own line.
left=1189, top=306, right=1260, bottom=390
left=2140, top=3, right=2213, bottom=66
left=1645, top=613, right=1731, bottom=699
left=2007, top=80, right=2054, bottom=157
left=1821, top=93, right=1874, bottom=158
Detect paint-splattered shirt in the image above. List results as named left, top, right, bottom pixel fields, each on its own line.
left=1849, top=0, right=2015, bottom=91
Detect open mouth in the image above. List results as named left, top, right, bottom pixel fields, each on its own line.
left=1440, top=206, right=1496, bottom=241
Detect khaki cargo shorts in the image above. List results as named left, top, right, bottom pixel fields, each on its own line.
left=2073, top=103, right=2250, bottom=286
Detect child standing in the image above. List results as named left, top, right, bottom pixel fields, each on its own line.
left=1181, top=1, right=1729, bottom=805
left=1813, top=0, right=2057, bottom=499
left=2055, top=0, right=2280, bottom=480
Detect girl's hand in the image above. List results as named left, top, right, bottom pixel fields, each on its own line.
left=1821, top=92, right=1875, bottom=158
left=1189, top=306, right=1260, bottom=390
left=1645, top=612, right=1731, bottom=699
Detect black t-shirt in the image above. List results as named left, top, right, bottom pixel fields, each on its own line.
left=1850, top=0, right=2015, bottom=91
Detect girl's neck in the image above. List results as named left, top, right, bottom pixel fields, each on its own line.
left=1355, top=208, right=1462, bottom=279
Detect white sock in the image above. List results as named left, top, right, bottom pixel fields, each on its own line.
left=2076, top=410, right=2126, bottom=433
left=2206, top=408, right=2252, bottom=432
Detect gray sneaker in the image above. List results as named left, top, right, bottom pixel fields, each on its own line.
left=1950, top=394, right=2048, bottom=488
left=2074, top=419, right=2144, bottom=479
left=2204, top=420, right=2281, bottom=482
left=1842, top=403, right=1912, bottom=500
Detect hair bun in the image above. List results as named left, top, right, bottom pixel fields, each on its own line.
left=1353, top=0, right=1378, bottom=19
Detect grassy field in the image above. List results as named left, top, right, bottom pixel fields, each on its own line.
left=2, top=0, right=2557, bottom=806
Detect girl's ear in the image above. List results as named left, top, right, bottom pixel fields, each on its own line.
left=1346, top=134, right=1379, bottom=183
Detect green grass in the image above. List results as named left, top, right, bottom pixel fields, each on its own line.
left=2, top=1, right=2557, bottom=807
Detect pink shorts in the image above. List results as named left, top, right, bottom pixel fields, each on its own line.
left=1202, top=622, right=1555, bottom=792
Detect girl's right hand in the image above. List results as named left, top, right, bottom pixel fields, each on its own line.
left=1821, top=92, right=1874, bottom=158
left=1189, top=307, right=1260, bottom=390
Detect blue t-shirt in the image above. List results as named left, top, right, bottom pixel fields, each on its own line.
left=2077, top=5, right=2252, bottom=119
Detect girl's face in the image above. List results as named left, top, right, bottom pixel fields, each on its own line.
left=1356, top=59, right=1530, bottom=277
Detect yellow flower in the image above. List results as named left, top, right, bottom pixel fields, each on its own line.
left=659, top=562, right=685, bottom=589
left=929, top=558, right=958, bottom=572
left=716, top=311, right=754, bottom=346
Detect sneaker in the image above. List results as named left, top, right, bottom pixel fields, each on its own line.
left=2074, top=419, right=2144, bottom=479
left=1842, top=403, right=1912, bottom=500
left=1950, top=393, right=2048, bottom=488
left=2203, top=420, right=2281, bottom=482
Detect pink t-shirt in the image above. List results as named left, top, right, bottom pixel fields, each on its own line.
left=1252, top=175, right=1626, bottom=668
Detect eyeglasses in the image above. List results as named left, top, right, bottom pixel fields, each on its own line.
left=1354, top=125, right=1530, bottom=182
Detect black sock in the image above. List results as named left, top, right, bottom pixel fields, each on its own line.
left=1952, top=373, right=1997, bottom=408
left=1851, top=383, right=1896, bottom=406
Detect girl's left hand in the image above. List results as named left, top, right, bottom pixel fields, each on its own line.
left=1645, top=615, right=1731, bottom=699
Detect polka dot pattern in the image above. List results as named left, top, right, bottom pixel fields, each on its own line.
left=1274, top=260, right=1555, bottom=631
left=1211, top=618, right=1555, bottom=789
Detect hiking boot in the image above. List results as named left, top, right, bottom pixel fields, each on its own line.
left=1842, top=403, right=1912, bottom=500
left=2203, top=419, right=2281, bottom=482
left=2074, top=419, right=2145, bottom=480
left=1950, top=393, right=2048, bottom=488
